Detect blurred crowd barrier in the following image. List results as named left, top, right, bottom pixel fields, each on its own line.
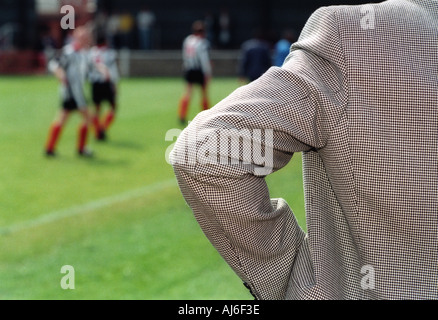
left=0, top=49, right=241, bottom=77
left=0, top=50, right=47, bottom=74
left=126, top=49, right=240, bottom=77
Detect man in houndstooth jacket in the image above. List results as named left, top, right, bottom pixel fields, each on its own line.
left=170, top=0, right=438, bottom=300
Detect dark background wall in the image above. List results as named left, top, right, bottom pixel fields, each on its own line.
left=0, top=0, right=36, bottom=49
left=98, top=0, right=382, bottom=49
left=0, top=0, right=383, bottom=50
left=0, top=0, right=382, bottom=74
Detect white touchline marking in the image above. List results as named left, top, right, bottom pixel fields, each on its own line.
left=0, top=179, right=177, bottom=235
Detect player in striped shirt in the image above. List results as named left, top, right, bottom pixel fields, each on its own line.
left=45, top=26, right=94, bottom=157
left=178, top=21, right=212, bottom=124
left=88, top=34, right=120, bottom=141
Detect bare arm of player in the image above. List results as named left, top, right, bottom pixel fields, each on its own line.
left=48, top=60, right=67, bottom=85
left=95, top=62, right=111, bottom=82
left=53, top=66, right=67, bottom=85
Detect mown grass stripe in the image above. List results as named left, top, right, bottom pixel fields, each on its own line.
left=0, top=179, right=176, bottom=235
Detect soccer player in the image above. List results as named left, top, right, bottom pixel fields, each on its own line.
left=178, top=20, right=212, bottom=125
left=45, top=26, right=93, bottom=157
left=88, top=34, right=119, bottom=141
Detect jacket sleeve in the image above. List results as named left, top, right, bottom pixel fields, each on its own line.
left=170, top=6, right=348, bottom=300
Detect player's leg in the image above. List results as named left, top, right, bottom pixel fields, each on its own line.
left=70, top=81, right=93, bottom=156
left=200, top=82, right=210, bottom=111
left=102, top=103, right=116, bottom=136
left=92, top=103, right=103, bottom=139
left=45, top=108, right=70, bottom=156
left=179, top=83, right=193, bottom=124
left=77, top=108, right=93, bottom=157
left=91, top=82, right=105, bottom=140
left=101, top=82, right=117, bottom=138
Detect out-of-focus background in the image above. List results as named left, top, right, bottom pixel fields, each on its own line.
left=0, top=0, right=377, bottom=300
left=0, top=0, right=379, bottom=76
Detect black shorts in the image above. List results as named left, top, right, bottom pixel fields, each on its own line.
left=92, top=81, right=116, bottom=105
left=63, top=98, right=79, bottom=111
left=61, top=85, right=86, bottom=111
left=184, top=69, right=206, bottom=86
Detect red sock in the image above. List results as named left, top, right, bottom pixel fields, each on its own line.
left=179, top=96, right=189, bottom=121
left=46, top=123, right=62, bottom=152
left=202, top=97, right=210, bottom=111
left=78, top=124, right=88, bottom=153
left=103, top=111, right=115, bottom=130
left=92, top=116, right=101, bottom=138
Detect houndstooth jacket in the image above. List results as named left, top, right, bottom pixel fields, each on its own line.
left=171, top=0, right=438, bottom=300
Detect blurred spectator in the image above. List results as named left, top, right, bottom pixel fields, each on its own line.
left=107, top=11, right=121, bottom=48
left=119, top=11, right=134, bottom=49
left=204, top=11, right=216, bottom=48
left=218, top=7, right=231, bottom=48
left=94, top=11, right=109, bottom=43
left=137, top=6, right=156, bottom=50
left=273, top=29, right=296, bottom=67
left=239, top=29, right=272, bottom=83
left=37, top=29, right=57, bottom=69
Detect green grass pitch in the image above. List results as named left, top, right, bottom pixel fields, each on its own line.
left=0, top=75, right=305, bottom=300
